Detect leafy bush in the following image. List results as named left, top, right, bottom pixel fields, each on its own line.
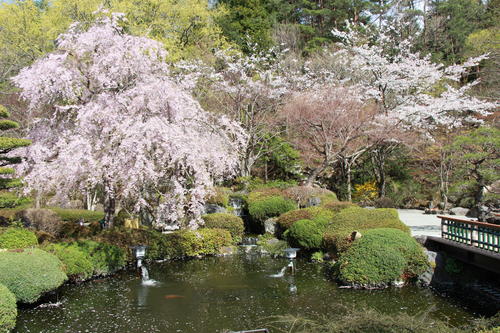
left=59, top=221, right=101, bottom=239
left=73, top=240, right=126, bottom=276
left=43, top=243, right=94, bottom=282
left=285, top=219, right=327, bottom=250
left=248, top=196, right=297, bottom=223
left=323, top=207, right=409, bottom=253
left=202, top=213, right=244, bottom=243
left=321, top=201, right=358, bottom=212
left=276, top=206, right=334, bottom=235
left=311, top=251, right=324, bottom=262
left=352, top=181, right=378, bottom=202
left=0, top=249, right=67, bottom=303
left=0, top=284, right=16, bottom=333
left=162, top=228, right=233, bottom=258
left=206, top=187, right=230, bottom=207
left=48, top=207, right=104, bottom=223
left=0, top=227, right=38, bottom=249
left=336, top=228, right=428, bottom=286
left=15, top=208, right=63, bottom=235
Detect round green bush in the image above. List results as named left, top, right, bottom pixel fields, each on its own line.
left=277, top=206, right=334, bottom=232
left=323, top=207, right=409, bottom=253
left=285, top=219, right=327, bottom=250
left=0, top=284, right=16, bottom=333
left=248, top=196, right=297, bottom=223
left=162, top=228, right=233, bottom=258
left=336, top=228, right=428, bottom=286
left=202, top=213, right=244, bottom=243
left=0, top=249, right=67, bottom=303
left=0, top=227, right=38, bottom=249
left=74, top=240, right=126, bottom=276
left=43, top=243, right=94, bottom=282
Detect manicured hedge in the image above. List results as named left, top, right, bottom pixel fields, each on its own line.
left=247, top=192, right=297, bottom=223
left=43, top=243, right=94, bottom=282
left=323, top=207, right=410, bottom=253
left=0, top=249, right=67, bottom=303
left=0, top=284, right=16, bottom=333
left=285, top=219, right=327, bottom=250
left=202, top=213, right=244, bottom=243
left=0, top=227, right=38, bottom=249
left=48, top=207, right=104, bottom=223
left=276, top=206, right=334, bottom=232
left=336, top=228, right=428, bottom=286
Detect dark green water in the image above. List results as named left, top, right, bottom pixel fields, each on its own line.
left=15, top=254, right=475, bottom=333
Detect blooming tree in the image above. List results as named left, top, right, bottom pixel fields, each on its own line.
left=13, top=14, right=246, bottom=229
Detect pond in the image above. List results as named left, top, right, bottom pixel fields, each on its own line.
left=15, top=254, right=475, bottom=333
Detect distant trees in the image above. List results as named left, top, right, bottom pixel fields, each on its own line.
left=13, top=16, right=246, bottom=229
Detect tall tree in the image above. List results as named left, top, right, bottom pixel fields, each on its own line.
left=13, top=16, right=246, bottom=229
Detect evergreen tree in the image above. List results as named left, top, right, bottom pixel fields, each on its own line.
left=0, top=105, right=31, bottom=208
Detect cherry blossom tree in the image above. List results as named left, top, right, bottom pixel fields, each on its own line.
left=13, top=14, right=246, bottom=230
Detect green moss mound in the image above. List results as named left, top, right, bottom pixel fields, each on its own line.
left=248, top=195, right=297, bottom=223
left=0, top=227, right=38, bottom=249
left=43, top=243, right=94, bottom=282
left=321, top=200, right=357, bottom=212
left=323, top=207, right=409, bottom=252
left=277, top=206, right=334, bottom=232
left=0, top=249, right=67, bottom=303
left=48, top=207, right=104, bottom=223
left=202, top=213, right=244, bottom=243
left=73, top=240, right=126, bottom=276
left=336, top=228, right=428, bottom=286
left=0, top=284, right=16, bottom=333
left=285, top=219, right=327, bottom=250
left=163, top=228, right=233, bottom=258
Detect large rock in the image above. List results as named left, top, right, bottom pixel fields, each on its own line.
left=264, top=217, right=277, bottom=235
left=204, top=204, right=227, bottom=214
left=450, top=207, right=469, bottom=216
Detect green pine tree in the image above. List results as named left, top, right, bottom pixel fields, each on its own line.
left=0, top=105, right=31, bottom=208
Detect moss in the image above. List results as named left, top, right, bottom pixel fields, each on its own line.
left=336, top=228, right=428, bottom=286
left=0, top=249, right=67, bottom=303
left=206, top=187, right=230, bottom=207
left=0, top=227, right=38, bottom=249
left=321, top=200, right=357, bottom=212
left=276, top=206, right=334, bottom=235
left=202, top=213, right=244, bottom=243
left=0, top=284, right=16, bottom=333
left=73, top=240, right=126, bottom=276
left=48, top=207, right=104, bottom=223
left=43, top=243, right=94, bottom=282
left=248, top=194, right=297, bottom=223
left=162, top=228, right=233, bottom=258
left=285, top=219, right=327, bottom=250
left=323, top=207, right=409, bottom=253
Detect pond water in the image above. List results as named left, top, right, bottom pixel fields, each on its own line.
left=15, top=254, right=476, bottom=333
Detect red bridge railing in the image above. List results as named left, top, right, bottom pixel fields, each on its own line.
left=438, top=216, right=500, bottom=253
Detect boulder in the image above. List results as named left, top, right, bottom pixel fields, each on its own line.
left=306, top=197, right=321, bottom=207
left=264, top=217, right=278, bottom=235
left=204, top=203, right=227, bottom=214
left=450, top=207, right=469, bottom=216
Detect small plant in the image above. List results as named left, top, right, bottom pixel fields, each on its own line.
left=0, top=227, right=38, bottom=249
left=311, top=251, right=324, bottom=262
left=352, top=181, right=378, bottom=202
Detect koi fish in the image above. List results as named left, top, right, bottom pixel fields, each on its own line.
left=164, top=295, right=184, bottom=299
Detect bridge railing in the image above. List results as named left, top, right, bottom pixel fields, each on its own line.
left=438, top=216, right=500, bottom=253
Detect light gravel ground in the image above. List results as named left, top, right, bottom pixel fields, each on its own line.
left=397, top=209, right=468, bottom=237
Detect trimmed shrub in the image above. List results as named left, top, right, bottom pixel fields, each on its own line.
left=206, top=187, right=230, bottom=207
left=202, top=213, right=244, bottom=243
left=48, top=207, right=104, bottom=223
left=0, top=227, right=38, bottom=249
left=197, top=228, right=233, bottom=255
left=321, top=201, right=357, bottom=212
left=277, top=206, right=334, bottom=231
left=43, top=243, right=94, bottom=282
left=73, top=240, right=126, bottom=276
left=285, top=219, right=327, bottom=250
left=0, top=284, right=16, bottom=333
left=323, top=207, right=409, bottom=253
left=336, top=228, right=428, bottom=286
left=248, top=196, right=297, bottom=223
left=0, top=249, right=67, bottom=303
left=163, top=228, right=233, bottom=258
left=15, top=208, right=63, bottom=235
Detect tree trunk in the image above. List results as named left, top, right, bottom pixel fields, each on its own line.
left=104, top=189, right=116, bottom=228
left=346, top=164, right=352, bottom=202
left=305, top=164, right=326, bottom=186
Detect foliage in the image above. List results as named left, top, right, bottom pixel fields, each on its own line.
left=58, top=221, right=102, bottom=239
left=0, top=227, right=38, bottom=249
left=276, top=206, right=334, bottom=233
left=285, top=219, right=327, bottom=250
left=205, top=187, right=230, bottom=207
left=248, top=195, right=297, bottom=223
left=283, top=186, right=337, bottom=207
left=0, top=284, right=16, bottom=333
left=256, top=233, right=289, bottom=257
left=323, top=207, right=409, bottom=253
left=0, top=193, right=30, bottom=210
left=321, top=201, right=357, bottom=212
left=73, top=240, right=126, bottom=276
left=336, top=228, right=428, bottom=286
left=254, top=135, right=302, bottom=181
left=0, top=248, right=67, bottom=303
left=43, top=243, right=94, bottom=282
left=202, top=213, right=244, bottom=243
left=311, top=251, right=324, bottom=262
left=15, top=208, right=63, bottom=235
left=48, top=207, right=104, bottom=223
left=162, top=228, right=233, bottom=258
left=352, top=181, right=378, bottom=202
left=14, top=16, right=246, bottom=230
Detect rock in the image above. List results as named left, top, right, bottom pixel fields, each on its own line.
left=392, top=280, right=405, bottom=287
left=219, top=246, right=236, bottom=256
left=485, top=212, right=500, bottom=225
left=413, top=235, right=428, bottom=246
left=450, top=207, right=470, bottom=216
left=306, top=197, right=321, bottom=207
left=417, top=250, right=438, bottom=287
left=264, top=217, right=278, bottom=235
left=351, top=231, right=362, bottom=241
left=204, top=203, right=227, bottom=214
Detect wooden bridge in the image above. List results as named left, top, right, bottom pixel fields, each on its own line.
left=424, top=215, right=500, bottom=274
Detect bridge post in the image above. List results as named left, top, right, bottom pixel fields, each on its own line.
left=471, top=224, right=479, bottom=247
